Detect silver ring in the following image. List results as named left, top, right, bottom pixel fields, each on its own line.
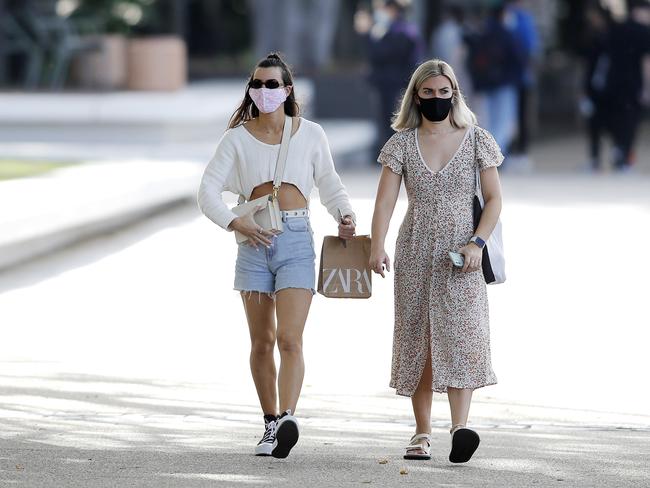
left=257, top=228, right=262, bottom=233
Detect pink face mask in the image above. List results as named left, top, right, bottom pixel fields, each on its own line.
left=249, top=87, right=288, bottom=114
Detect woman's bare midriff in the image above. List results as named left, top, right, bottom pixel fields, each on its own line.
left=249, top=181, right=307, bottom=210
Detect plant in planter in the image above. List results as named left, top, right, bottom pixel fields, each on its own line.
left=117, top=0, right=188, bottom=91
left=127, top=24, right=188, bottom=90
left=70, top=0, right=187, bottom=91
left=69, top=0, right=156, bottom=90
left=70, top=0, right=155, bottom=35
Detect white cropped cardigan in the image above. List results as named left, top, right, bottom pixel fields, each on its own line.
left=197, top=118, right=356, bottom=231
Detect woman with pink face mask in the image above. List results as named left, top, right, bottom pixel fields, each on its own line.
left=198, top=52, right=356, bottom=459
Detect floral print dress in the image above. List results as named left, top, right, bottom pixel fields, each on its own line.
left=378, top=125, right=503, bottom=396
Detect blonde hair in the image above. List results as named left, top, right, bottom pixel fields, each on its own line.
left=392, top=59, right=477, bottom=131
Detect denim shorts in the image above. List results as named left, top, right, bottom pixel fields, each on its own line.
left=234, top=210, right=316, bottom=298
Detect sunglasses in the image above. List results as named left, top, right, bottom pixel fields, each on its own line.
left=249, top=79, right=286, bottom=89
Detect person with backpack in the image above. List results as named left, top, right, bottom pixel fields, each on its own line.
left=603, top=0, right=650, bottom=171
left=506, top=0, right=541, bottom=169
left=579, top=1, right=614, bottom=172
left=465, top=5, right=525, bottom=162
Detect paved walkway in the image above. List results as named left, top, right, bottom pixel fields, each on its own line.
left=0, top=160, right=202, bottom=271
left=0, top=119, right=375, bottom=165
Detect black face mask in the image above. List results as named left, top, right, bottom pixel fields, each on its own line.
left=417, top=96, right=452, bottom=122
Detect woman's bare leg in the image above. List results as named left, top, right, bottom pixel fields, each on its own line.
left=274, top=288, right=312, bottom=414
left=447, top=387, right=480, bottom=463
left=410, top=350, right=433, bottom=453
left=447, top=387, right=473, bottom=431
left=241, top=291, right=278, bottom=416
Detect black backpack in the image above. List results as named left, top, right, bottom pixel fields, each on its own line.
left=466, top=30, right=509, bottom=90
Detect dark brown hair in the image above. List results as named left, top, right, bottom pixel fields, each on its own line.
left=228, top=52, right=300, bottom=129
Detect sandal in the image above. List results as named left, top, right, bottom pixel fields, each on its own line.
left=403, top=433, right=431, bottom=460
left=449, top=424, right=480, bottom=463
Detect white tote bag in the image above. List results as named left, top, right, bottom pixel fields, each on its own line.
left=472, top=128, right=506, bottom=285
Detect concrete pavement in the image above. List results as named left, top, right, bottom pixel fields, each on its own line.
left=0, top=354, right=648, bottom=488
left=0, top=81, right=314, bottom=144
left=0, top=119, right=375, bottom=166
left=0, top=160, right=203, bottom=272
left=0, top=401, right=647, bottom=487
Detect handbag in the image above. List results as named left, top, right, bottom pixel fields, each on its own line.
left=471, top=127, right=506, bottom=285
left=231, top=116, right=292, bottom=244
left=317, top=235, right=372, bottom=299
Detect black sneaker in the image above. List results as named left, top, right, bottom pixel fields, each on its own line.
left=255, top=414, right=278, bottom=456
left=449, top=427, right=480, bottom=463
left=272, top=410, right=299, bottom=458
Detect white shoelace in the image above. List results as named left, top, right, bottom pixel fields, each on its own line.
left=259, top=420, right=277, bottom=444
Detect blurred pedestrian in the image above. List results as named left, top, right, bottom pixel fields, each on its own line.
left=604, top=0, right=650, bottom=171
left=197, top=52, right=356, bottom=459
left=506, top=0, right=541, bottom=169
left=466, top=3, right=525, bottom=163
left=370, top=59, right=503, bottom=463
left=579, top=1, right=613, bottom=172
left=430, top=5, right=472, bottom=98
left=248, top=0, right=341, bottom=74
left=355, top=0, right=424, bottom=161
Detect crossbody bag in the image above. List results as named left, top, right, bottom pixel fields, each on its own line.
left=231, top=115, right=293, bottom=244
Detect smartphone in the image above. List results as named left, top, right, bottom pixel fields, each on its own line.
left=448, top=251, right=465, bottom=268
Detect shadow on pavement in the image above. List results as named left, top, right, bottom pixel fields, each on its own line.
left=0, top=366, right=649, bottom=487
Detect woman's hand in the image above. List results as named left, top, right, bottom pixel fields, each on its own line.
left=338, top=216, right=356, bottom=240
left=458, top=243, right=483, bottom=273
left=369, top=248, right=391, bottom=278
left=229, top=205, right=275, bottom=249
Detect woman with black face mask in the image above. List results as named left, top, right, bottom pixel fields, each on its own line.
left=369, top=60, right=504, bottom=463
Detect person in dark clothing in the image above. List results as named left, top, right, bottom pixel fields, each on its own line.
left=506, top=0, right=541, bottom=163
left=355, top=0, right=424, bottom=159
left=604, top=1, right=650, bottom=170
left=580, top=2, right=613, bottom=171
left=465, top=5, right=525, bottom=159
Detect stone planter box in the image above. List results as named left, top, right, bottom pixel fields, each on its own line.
left=73, top=34, right=128, bottom=90
left=126, top=36, right=187, bottom=91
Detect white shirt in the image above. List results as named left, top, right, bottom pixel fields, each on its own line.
left=197, top=118, right=356, bottom=231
